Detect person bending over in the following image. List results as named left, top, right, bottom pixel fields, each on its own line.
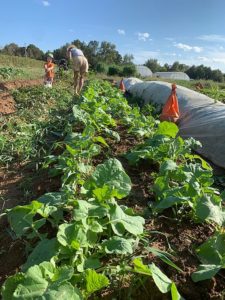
left=67, top=45, right=89, bottom=95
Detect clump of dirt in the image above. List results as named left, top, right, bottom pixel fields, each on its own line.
left=0, top=92, right=16, bottom=114
left=0, top=79, right=43, bottom=91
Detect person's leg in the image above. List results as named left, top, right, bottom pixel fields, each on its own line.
left=72, top=57, right=81, bottom=95
left=78, top=75, right=84, bottom=94
left=73, top=71, right=79, bottom=95
left=78, top=58, right=88, bottom=94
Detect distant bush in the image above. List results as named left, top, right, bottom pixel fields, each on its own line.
left=107, top=64, right=136, bottom=77
left=96, top=63, right=108, bottom=73
left=108, top=65, right=121, bottom=76
left=122, top=65, right=136, bottom=77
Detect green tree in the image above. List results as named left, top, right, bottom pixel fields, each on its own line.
left=26, top=44, right=44, bottom=60
left=170, top=61, right=189, bottom=72
left=144, top=59, right=161, bottom=73
left=53, top=44, right=69, bottom=60
left=2, top=43, right=20, bottom=55
left=98, top=41, right=122, bottom=64
left=85, top=40, right=99, bottom=69
left=123, top=54, right=134, bottom=64
left=211, top=69, right=224, bottom=82
left=162, top=63, right=170, bottom=71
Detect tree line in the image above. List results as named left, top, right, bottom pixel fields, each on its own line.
left=145, top=59, right=225, bottom=82
left=1, top=41, right=225, bottom=82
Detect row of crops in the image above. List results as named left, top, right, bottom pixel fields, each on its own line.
left=1, top=80, right=225, bottom=299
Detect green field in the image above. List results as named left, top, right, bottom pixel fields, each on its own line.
left=0, top=54, right=44, bottom=81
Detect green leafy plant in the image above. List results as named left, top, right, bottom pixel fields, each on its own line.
left=192, top=231, right=225, bottom=282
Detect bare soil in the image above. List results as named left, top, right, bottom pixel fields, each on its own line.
left=0, top=79, right=43, bottom=92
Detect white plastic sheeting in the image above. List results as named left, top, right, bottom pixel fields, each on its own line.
left=123, top=78, right=225, bottom=169
left=154, top=72, right=190, bottom=81
left=135, top=65, right=153, bottom=77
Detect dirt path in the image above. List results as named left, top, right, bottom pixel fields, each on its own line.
left=0, top=79, right=43, bottom=115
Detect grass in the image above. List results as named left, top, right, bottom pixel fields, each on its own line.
left=0, top=79, right=75, bottom=165
left=0, top=54, right=44, bottom=81
left=0, top=54, right=44, bottom=68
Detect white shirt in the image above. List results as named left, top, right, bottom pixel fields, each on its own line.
left=70, top=48, right=84, bottom=57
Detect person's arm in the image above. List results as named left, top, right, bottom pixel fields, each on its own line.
left=47, top=65, right=54, bottom=71
left=46, top=63, right=54, bottom=72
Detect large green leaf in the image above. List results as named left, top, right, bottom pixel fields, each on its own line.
left=150, top=263, right=172, bottom=293
left=72, top=105, right=89, bottom=124
left=2, top=262, right=81, bottom=300
left=154, top=196, right=189, bottom=211
left=22, top=239, right=59, bottom=272
left=195, top=232, right=225, bottom=265
left=41, top=282, right=82, bottom=300
left=155, top=121, right=178, bottom=138
left=132, top=259, right=180, bottom=297
left=102, top=236, right=133, bottom=254
left=85, top=269, right=109, bottom=296
left=73, top=200, right=108, bottom=221
left=191, top=264, right=222, bottom=282
left=2, top=273, right=25, bottom=300
left=12, top=265, right=49, bottom=299
left=160, top=160, right=178, bottom=173
left=38, top=193, right=65, bottom=206
left=6, top=201, right=44, bottom=238
left=84, top=158, right=131, bottom=200
left=57, top=223, right=88, bottom=250
left=195, top=194, right=225, bottom=226
left=192, top=232, right=225, bottom=281
left=132, top=258, right=152, bottom=276
left=109, top=203, right=144, bottom=235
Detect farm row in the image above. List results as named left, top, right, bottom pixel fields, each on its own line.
left=0, top=79, right=225, bottom=299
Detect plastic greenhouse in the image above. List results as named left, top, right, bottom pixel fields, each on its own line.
left=135, top=65, right=153, bottom=77
left=154, top=72, right=190, bottom=81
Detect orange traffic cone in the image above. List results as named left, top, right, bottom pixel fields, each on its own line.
left=160, top=84, right=180, bottom=123
left=119, top=79, right=126, bottom=93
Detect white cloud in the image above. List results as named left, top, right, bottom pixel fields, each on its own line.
left=42, top=1, right=50, bottom=6
left=137, top=32, right=151, bottom=42
left=117, top=29, right=125, bottom=35
left=198, top=34, right=225, bottom=42
left=212, top=56, right=225, bottom=64
left=197, top=56, right=209, bottom=62
left=163, top=52, right=177, bottom=57
left=174, top=43, right=203, bottom=53
left=192, top=46, right=203, bottom=53
left=195, top=49, right=225, bottom=71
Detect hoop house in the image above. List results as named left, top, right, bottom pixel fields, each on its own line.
left=154, top=72, right=190, bottom=81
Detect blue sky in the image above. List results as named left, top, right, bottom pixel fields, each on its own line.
left=1, top=0, right=225, bottom=71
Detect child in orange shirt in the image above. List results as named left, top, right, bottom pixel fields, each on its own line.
left=44, top=53, right=55, bottom=86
